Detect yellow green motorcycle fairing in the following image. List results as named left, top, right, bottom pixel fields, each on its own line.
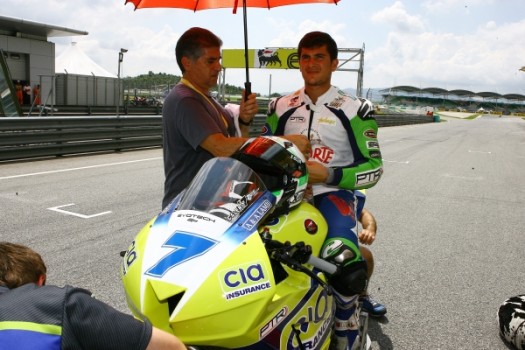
left=121, top=158, right=334, bottom=349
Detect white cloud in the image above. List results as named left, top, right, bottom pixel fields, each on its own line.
left=371, top=1, right=425, bottom=34
left=364, top=2, right=525, bottom=94
left=3, top=0, right=525, bottom=94
left=265, top=19, right=348, bottom=48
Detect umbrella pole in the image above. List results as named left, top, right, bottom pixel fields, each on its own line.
left=243, top=0, right=251, bottom=97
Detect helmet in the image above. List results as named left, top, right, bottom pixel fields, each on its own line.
left=498, top=294, right=525, bottom=350
left=232, top=136, right=308, bottom=218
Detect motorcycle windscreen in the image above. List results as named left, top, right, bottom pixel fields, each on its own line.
left=176, top=157, right=268, bottom=222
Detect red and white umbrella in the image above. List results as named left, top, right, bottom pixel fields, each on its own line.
left=125, top=0, right=340, bottom=94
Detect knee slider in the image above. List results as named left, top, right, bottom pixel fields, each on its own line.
left=321, top=239, right=361, bottom=266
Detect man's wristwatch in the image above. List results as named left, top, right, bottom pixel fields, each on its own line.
left=239, top=118, right=253, bottom=126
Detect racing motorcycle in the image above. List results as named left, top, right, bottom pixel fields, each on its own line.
left=120, top=136, right=369, bottom=349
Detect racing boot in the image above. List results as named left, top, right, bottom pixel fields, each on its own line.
left=331, top=292, right=360, bottom=350
left=322, top=238, right=369, bottom=350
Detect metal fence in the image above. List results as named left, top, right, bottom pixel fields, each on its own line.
left=0, top=114, right=435, bottom=162
left=0, top=116, right=162, bottom=162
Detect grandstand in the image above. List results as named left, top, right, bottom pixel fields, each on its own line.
left=380, top=86, right=525, bottom=115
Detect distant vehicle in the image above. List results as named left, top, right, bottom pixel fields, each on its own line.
left=477, top=107, right=485, bottom=113
left=131, top=96, right=162, bottom=107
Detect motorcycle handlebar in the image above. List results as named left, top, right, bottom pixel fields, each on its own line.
left=307, top=255, right=338, bottom=275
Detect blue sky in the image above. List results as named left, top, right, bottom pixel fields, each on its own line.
left=4, top=0, right=525, bottom=95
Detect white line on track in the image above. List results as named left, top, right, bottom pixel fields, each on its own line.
left=468, top=150, right=492, bottom=154
left=382, top=159, right=410, bottom=164
left=47, top=203, right=112, bottom=219
left=441, top=173, right=484, bottom=181
left=0, top=157, right=162, bottom=181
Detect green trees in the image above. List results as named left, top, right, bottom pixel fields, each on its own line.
left=123, top=72, right=249, bottom=96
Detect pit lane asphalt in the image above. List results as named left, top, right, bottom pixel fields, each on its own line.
left=1, top=115, right=523, bottom=349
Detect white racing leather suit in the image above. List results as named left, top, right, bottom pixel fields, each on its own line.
left=263, top=86, right=382, bottom=195
left=263, top=86, right=383, bottom=349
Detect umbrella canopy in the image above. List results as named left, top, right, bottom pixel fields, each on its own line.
left=125, top=0, right=340, bottom=94
left=126, top=0, right=338, bottom=12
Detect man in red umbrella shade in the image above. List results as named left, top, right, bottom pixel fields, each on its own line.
left=161, top=27, right=310, bottom=210
left=161, top=27, right=259, bottom=209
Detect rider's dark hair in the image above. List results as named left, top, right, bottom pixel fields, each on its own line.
left=175, top=27, right=223, bottom=73
left=298, top=31, right=338, bottom=61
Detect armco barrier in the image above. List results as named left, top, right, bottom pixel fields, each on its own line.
left=374, top=113, right=436, bottom=127
left=248, top=113, right=435, bottom=134
left=0, top=116, right=162, bottom=162
left=0, top=114, right=433, bottom=162
left=24, top=105, right=162, bottom=117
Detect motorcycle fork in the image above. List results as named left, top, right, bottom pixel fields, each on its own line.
left=357, top=301, right=370, bottom=350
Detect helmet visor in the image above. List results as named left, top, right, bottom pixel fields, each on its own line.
left=236, top=137, right=307, bottom=191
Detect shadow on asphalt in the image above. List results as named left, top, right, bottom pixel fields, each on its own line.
left=367, top=315, right=514, bottom=349
left=368, top=316, right=394, bottom=349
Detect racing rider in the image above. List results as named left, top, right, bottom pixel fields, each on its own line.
left=262, top=31, right=383, bottom=349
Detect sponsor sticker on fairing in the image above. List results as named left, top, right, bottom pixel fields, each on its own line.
left=260, top=307, right=288, bottom=339
left=242, top=199, right=272, bottom=230
left=284, top=288, right=333, bottom=348
left=176, top=213, right=216, bottom=223
left=219, top=261, right=272, bottom=300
